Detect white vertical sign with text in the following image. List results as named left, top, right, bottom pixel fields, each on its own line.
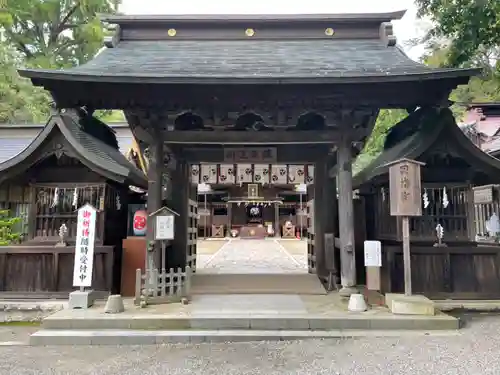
left=72, top=204, right=97, bottom=287
left=364, top=240, right=382, bottom=267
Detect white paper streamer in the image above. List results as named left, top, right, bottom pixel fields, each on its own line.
left=51, top=188, right=59, bottom=208
left=72, top=188, right=78, bottom=208
left=423, top=189, right=429, bottom=209
left=442, top=187, right=449, bottom=208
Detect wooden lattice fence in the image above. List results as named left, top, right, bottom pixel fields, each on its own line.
left=134, top=267, right=192, bottom=305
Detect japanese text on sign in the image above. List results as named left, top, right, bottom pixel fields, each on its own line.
left=223, top=148, right=277, bottom=163
left=72, top=204, right=97, bottom=287
left=155, top=215, right=174, bottom=240
left=399, top=164, right=410, bottom=202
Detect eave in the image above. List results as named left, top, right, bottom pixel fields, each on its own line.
left=100, top=11, right=408, bottom=25
left=19, top=67, right=480, bottom=85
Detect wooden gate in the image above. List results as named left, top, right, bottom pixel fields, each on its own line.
left=187, top=198, right=198, bottom=272
left=306, top=198, right=316, bottom=274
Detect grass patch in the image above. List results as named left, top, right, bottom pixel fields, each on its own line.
left=0, top=321, right=41, bottom=327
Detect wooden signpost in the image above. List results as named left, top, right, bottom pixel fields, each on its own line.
left=387, top=158, right=425, bottom=296
left=364, top=240, right=382, bottom=291
left=149, top=206, right=179, bottom=271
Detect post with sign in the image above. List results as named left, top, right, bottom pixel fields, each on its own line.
left=149, top=206, right=179, bottom=272
left=69, top=203, right=98, bottom=309
left=364, top=240, right=382, bottom=291
left=387, top=158, right=425, bottom=296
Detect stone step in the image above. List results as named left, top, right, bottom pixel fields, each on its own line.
left=42, top=313, right=459, bottom=331
left=30, top=328, right=461, bottom=346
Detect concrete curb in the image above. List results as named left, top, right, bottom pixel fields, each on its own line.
left=30, top=328, right=462, bottom=345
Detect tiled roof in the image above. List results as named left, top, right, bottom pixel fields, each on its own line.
left=0, top=138, right=32, bottom=163
left=0, top=117, right=146, bottom=187
left=354, top=107, right=500, bottom=187
left=20, top=40, right=478, bottom=83
left=0, top=127, right=134, bottom=163
left=62, top=40, right=437, bottom=79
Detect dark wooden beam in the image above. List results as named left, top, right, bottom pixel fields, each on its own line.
left=182, top=145, right=331, bottom=163
left=45, top=80, right=459, bottom=111
left=162, top=129, right=368, bottom=145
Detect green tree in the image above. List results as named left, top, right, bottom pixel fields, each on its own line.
left=422, top=44, right=500, bottom=118
left=0, top=210, right=22, bottom=246
left=353, top=109, right=408, bottom=173
left=415, top=0, right=500, bottom=69
left=0, top=41, right=51, bottom=123
left=1, top=0, right=121, bottom=68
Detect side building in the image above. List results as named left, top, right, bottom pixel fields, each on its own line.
left=0, top=113, right=147, bottom=297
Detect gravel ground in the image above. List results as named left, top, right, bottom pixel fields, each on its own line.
left=0, top=313, right=499, bottom=374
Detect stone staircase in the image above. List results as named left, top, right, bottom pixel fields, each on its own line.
left=29, top=294, right=460, bottom=345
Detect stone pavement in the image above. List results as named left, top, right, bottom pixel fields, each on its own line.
left=197, top=239, right=308, bottom=274
left=1, top=313, right=500, bottom=374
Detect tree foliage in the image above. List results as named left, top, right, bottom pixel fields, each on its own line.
left=422, top=44, right=500, bottom=119
left=0, top=0, right=121, bottom=124
left=0, top=41, right=51, bottom=123
left=415, top=0, right=500, bottom=69
left=353, top=109, right=408, bottom=173
left=0, top=210, right=22, bottom=246
left=1, top=0, right=120, bottom=67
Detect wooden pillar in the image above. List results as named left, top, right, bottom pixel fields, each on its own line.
left=337, top=136, right=357, bottom=296
left=306, top=182, right=315, bottom=273
left=146, top=139, right=163, bottom=271
left=323, top=156, right=338, bottom=288
left=274, top=203, right=280, bottom=237
left=314, top=159, right=328, bottom=279
left=167, top=157, right=189, bottom=269
left=227, top=202, right=232, bottom=237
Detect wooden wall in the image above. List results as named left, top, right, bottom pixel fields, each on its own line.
left=382, top=243, right=500, bottom=299
left=0, top=245, right=113, bottom=298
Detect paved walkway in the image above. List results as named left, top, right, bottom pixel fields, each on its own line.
left=197, top=239, right=308, bottom=274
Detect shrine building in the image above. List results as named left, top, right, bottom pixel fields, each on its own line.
left=17, top=10, right=480, bottom=296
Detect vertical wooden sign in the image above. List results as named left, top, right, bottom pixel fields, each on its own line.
left=386, top=158, right=425, bottom=296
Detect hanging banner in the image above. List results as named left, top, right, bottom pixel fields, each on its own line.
left=237, top=164, right=253, bottom=183
left=271, top=165, right=288, bottom=184
left=288, top=165, right=305, bottom=184
left=200, top=164, right=217, bottom=184
left=306, top=165, right=315, bottom=184
left=190, top=164, right=200, bottom=184
left=72, top=204, right=97, bottom=287
left=253, top=164, right=270, bottom=184
left=219, top=164, right=236, bottom=184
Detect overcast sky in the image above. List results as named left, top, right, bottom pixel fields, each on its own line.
left=120, top=0, right=428, bottom=60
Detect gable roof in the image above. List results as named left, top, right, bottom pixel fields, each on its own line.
left=0, top=124, right=134, bottom=163
left=19, top=12, right=479, bottom=86
left=353, top=107, right=500, bottom=188
left=0, top=114, right=147, bottom=188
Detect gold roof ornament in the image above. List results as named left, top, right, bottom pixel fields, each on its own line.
left=245, top=28, right=255, bottom=37
left=167, top=28, right=177, bottom=37
left=325, top=28, right=335, bottom=36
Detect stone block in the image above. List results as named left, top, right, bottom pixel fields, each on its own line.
left=348, top=294, right=368, bottom=312
left=104, top=295, right=125, bottom=314
left=68, top=290, right=95, bottom=310
left=387, top=294, right=435, bottom=316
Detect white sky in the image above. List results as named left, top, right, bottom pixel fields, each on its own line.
left=120, top=0, right=428, bottom=60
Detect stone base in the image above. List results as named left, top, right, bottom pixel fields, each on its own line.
left=104, top=295, right=125, bottom=314
left=339, top=286, right=358, bottom=298
left=68, top=290, right=95, bottom=310
left=386, top=293, right=435, bottom=316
